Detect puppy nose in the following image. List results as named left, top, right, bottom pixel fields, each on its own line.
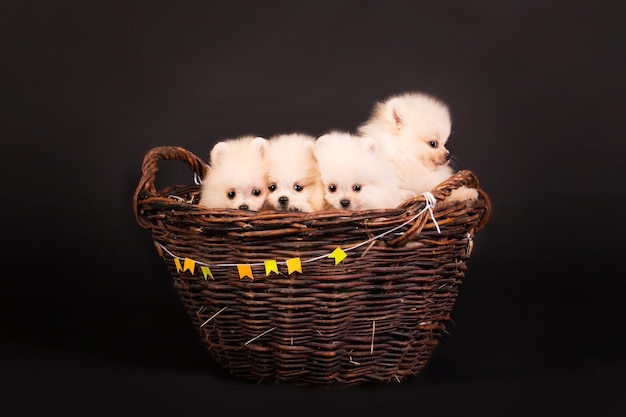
left=340, top=199, right=350, bottom=208
left=279, top=196, right=289, bottom=205
left=239, top=204, right=249, bottom=210
left=444, top=151, right=451, bottom=161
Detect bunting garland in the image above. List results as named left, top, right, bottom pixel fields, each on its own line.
left=155, top=193, right=441, bottom=280
left=161, top=245, right=345, bottom=280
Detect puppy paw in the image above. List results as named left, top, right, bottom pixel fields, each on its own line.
left=447, top=186, right=479, bottom=203
left=404, top=241, right=424, bottom=248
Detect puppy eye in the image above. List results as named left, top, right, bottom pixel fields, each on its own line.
left=428, top=140, right=438, bottom=148
left=268, top=184, right=276, bottom=192
left=328, top=185, right=337, bottom=193
left=352, top=184, right=361, bottom=192
left=252, top=189, right=262, bottom=197
left=293, top=184, right=303, bottom=192
left=227, top=191, right=236, bottom=199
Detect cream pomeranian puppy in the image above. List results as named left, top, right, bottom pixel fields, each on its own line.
left=357, top=92, right=478, bottom=202
left=198, top=135, right=270, bottom=210
left=313, top=130, right=416, bottom=210
left=264, top=133, right=325, bottom=212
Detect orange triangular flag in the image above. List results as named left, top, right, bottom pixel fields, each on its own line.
left=174, top=258, right=183, bottom=272
left=154, top=242, right=164, bottom=258
left=183, top=258, right=195, bottom=274
left=237, top=264, right=253, bottom=280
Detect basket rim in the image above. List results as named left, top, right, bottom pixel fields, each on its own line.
left=133, top=145, right=492, bottom=234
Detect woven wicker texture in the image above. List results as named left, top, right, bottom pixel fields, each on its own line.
left=133, top=146, right=492, bottom=385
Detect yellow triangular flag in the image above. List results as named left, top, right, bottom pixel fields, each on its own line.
left=264, top=260, right=279, bottom=276
left=183, top=258, right=195, bottom=274
left=328, top=247, right=347, bottom=265
left=237, top=264, right=253, bottom=280
left=200, top=266, right=214, bottom=280
left=174, top=258, right=183, bottom=272
left=286, top=258, right=302, bottom=274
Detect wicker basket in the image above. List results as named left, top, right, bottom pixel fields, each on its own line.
left=133, top=146, right=492, bottom=386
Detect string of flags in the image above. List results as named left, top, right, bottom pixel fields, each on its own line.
left=155, top=193, right=441, bottom=280
left=156, top=243, right=348, bottom=280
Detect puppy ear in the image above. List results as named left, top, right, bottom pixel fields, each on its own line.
left=209, top=141, right=229, bottom=164
left=315, top=133, right=332, bottom=146
left=251, top=136, right=269, bottom=157
left=374, top=96, right=404, bottom=128
left=361, top=136, right=380, bottom=154
left=387, top=99, right=404, bottom=127
left=303, top=138, right=316, bottom=153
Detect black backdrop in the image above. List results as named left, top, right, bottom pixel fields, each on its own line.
left=3, top=1, right=625, bottom=415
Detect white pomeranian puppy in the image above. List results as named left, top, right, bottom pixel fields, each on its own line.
left=198, top=135, right=270, bottom=210
left=313, top=130, right=416, bottom=210
left=264, top=133, right=325, bottom=212
left=357, top=92, right=478, bottom=202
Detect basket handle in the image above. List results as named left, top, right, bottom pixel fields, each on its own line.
left=132, top=146, right=208, bottom=229
left=387, top=170, right=491, bottom=246
left=434, top=170, right=493, bottom=233
left=475, top=187, right=492, bottom=232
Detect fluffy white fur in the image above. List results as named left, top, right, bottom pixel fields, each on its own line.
left=264, top=133, right=325, bottom=212
left=358, top=91, right=478, bottom=202
left=198, top=135, right=270, bottom=210
left=314, top=131, right=415, bottom=210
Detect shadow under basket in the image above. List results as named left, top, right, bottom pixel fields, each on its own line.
left=133, top=146, right=492, bottom=386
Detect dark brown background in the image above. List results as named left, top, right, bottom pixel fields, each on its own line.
left=2, top=1, right=625, bottom=415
